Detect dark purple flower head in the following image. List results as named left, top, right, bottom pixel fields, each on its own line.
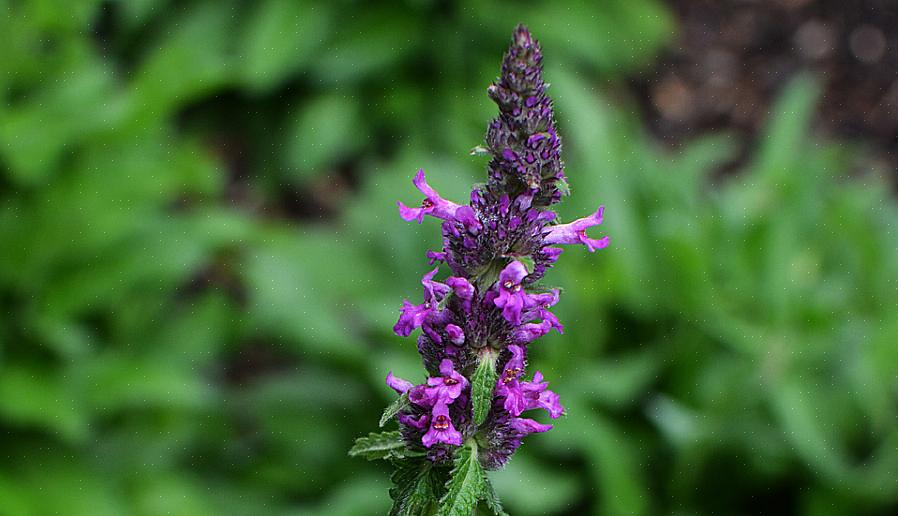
left=375, top=25, right=608, bottom=473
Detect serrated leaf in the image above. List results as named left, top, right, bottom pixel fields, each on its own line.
left=349, top=431, right=421, bottom=461
left=380, top=392, right=410, bottom=428
left=437, top=441, right=486, bottom=516
left=480, top=477, right=508, bottom=516
left=472, top=353, right=498, bottom=426
left=389, top=459, right=445, bottom=516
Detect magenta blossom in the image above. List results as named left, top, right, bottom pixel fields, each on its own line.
left=512, top=319, right=554, bottom=344
left=398, top=169, right=464, bottom=223
left=445, top=276, right=475, bottom=311
left=399, top=413, right=429, bottom=430
left=408, top=384, right=435, bottom=408
left=543, top=205, right=609, bottom=252
left=495, top=346, right=564, bottom=418
left=445, top=324, right=465, bottom=345
left=386, top=372, right=414, bottom=394
left=530, top=371, right=564, bottom=418
left=393, top=299, right=431, bottom=337
left=493, top=260, right=530, bottom=325
left=398, top=169, right=482, bottom=232
left=511, top=417, right=553, bottom=434
left=495, top=345, right=527, bottom=414
left=393, top=268, right=451, bottom=338
left=426, top=359, right=469, bottom=403
left=422, top=401, right=463, bottom=448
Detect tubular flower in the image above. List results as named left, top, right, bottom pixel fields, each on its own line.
left=398, top=169, right=465, bottom=223
left=543, top=205, right=609, bottom=252
left=355, top=26, right=610, bottom=502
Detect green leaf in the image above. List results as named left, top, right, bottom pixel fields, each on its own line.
left=471, top=352, right=498, bottom=426
left=389, top=459, right=445, bottom=516
left=380, top=392, right=410, bottom=428
left=437, top=441, right=486, bottom=516
left=349, top=431, right=420, bottom=461
left=480, top=477, right=508, bottom=516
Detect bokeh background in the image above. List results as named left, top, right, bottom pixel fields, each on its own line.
left=2, top=0, right=898, bottom=514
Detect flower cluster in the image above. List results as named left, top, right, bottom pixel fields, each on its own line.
left=384, top=25, right=608, bottom=470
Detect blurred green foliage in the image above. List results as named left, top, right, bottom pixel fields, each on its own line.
left=1, top=0, right=897, bottom=515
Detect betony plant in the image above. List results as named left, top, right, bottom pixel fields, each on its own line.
left=350, top=25, right=608, bottom=515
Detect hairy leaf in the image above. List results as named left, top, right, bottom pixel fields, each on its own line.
left=480, top=477, right=509, bottom=516
left=380, top=391, right=410, bottom=428
left=437, top=441, right=486, bottom=516
left=349, top=431, right=421, bottom=461
left=389, top=459, right=445, bottom=516
left=472, top=353, right=498, bottom=426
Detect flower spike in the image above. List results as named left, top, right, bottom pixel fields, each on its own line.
left=352, top=26, right=609, bottom=514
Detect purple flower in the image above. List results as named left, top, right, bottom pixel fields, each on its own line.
left=530, top=371, right=564, bottom=418
left=421, top=267, right=450, bottom=301
left=393, top=300, right=431, bottom=337
left=398, top=169, right=464, bottom=224
left=529, top=289, right=560, bottom=309
left=540, top=309, right=564, bottom=334
left=523, top=290, right=563, bottom=333
left=426, top=359, right=468, bottom=403
left=512, top=319, right=553, bottom=344
left=445, top=324, right=465, bottom=345
left=386, top=372, right=414, bottom=394
left=494, top=346, right=564, bottom=418
left=543, top=206, right=609, bottom=252
left=445, top=276, right=475, bottom=312
left=364, top=26, right=606, bottom=471
left=495, top=345, right=527, bottom=414
left=426, top=250, right=447, bottom=264
left=408, top=384, right=436, bottom=408
left=422, top=401, right=463, bottom=448
left=511, top=418, right=553, bottom=434
left=542, top=247, right=563, bottom=262
left=392, top=268, right=451, bottom=338
left=399, top=413, right=429, bottom=430
left=453, top=206, right=482, bottom=233
left=493, top=260, right=530, bottom=325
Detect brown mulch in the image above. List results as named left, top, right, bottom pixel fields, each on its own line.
left=630, top=0, right=898, bottom=176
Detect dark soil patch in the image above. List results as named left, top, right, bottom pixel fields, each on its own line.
left=630, top=0, right=898, bottom=178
